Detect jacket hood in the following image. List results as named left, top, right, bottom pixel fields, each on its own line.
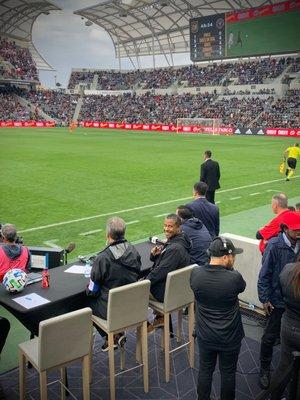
left=182, top=217, right=204, bottom=230
left=109, top=241, right=140, bottom=269
left=168, top=232, right=192, bottom=252
left=1, top=244, right=22, bottom=259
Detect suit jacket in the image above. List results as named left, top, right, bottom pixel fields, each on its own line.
left=186, top=197, right=220, bottom=238
left=200, top=159, right=220, bottom=191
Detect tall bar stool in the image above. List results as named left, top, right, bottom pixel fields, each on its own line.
left=149, top=265, right=196, bottom=382
left=92, top=280, right=150, bottom=400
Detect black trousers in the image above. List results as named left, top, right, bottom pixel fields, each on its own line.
left=270, top=316, right=300, bottom=400
left=0, top=317, right=10, bottom=354
left=260, top=307, right=284, bottom=371
left=205, top=190, right=215, bottom=204
left=197, top=340, right=241, bottom=400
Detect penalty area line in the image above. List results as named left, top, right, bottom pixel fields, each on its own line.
left=19, top=175, right=299, bottom=233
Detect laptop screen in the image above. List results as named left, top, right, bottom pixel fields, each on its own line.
left=30, top=253, right=49, bottom=270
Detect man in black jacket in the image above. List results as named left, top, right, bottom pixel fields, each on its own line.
left=190, top=237, right=245, bottom=400
left=186, top=181, right=220, bottom=238
left=200, top=150, right=220, bottom=204
left=86, top=217, right=141, bottom=351
left=147, top=214, right=191, bottom=331
left=176, top=205, right=212, bottom=266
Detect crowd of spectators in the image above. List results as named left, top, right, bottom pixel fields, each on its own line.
left=80, top=92, right=216, bottom=124
left=255, top=90, right=300, bottom=128
left=226, top=57, right=292, bottom=85
left=201, top=96, right=274, bottom=126
left=0, top=87, right=32, bottom=120
left=68, top=57, right=295, bottom=90
left=79, top=92, right=273, bottom=126
left=20, top=90, right=79, bottom=123
left=0, top=37, right=38, bottom=81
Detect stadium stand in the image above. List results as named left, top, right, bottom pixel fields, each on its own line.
left=255, top=89, right=300, bottom=128
left=0, top=87, right=33, bottom=121
left=80, top=92, right=217, bottom=124
left=68, top=56, right=295, bottom=90
left=0, top=38, right=39, bottom=82
left=20, top=90, right=80, bottom=123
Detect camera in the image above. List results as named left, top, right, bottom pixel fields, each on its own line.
left=0, top=222, right=24, bottom=244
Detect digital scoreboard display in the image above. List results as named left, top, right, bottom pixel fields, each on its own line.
left=190, top=14, right=226, bottom=61
left=190, top=0, right=300, bottom=62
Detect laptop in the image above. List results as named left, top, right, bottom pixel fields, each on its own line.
left=27, top=272, right=43, bottom=285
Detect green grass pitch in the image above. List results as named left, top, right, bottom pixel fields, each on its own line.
left=0, top=127, right=299, bottom=260
left=226, top=10, right=300, bottom=57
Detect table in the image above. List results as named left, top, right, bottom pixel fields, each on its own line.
left=0, top=241, right=154, bottom=336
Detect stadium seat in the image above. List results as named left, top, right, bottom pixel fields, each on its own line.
left=149, top=265, right=195, bottom=382
left=19, top=307, right=92, bottom=400
left=92, top=280, right=150, bottom=400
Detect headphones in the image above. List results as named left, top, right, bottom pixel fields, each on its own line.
left=207, top=236, right=232, bottom=256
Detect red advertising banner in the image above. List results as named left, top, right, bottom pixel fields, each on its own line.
left=0, top=121, right=56, bottom=128
left=226, top=0, right=300, bottom=23
left=1, top=120, right=299, bottom=136
left=265, top=128, right=300, bottom=136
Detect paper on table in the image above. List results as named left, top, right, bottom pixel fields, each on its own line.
left=65, top=265, right=90, bottom=274
left=13, top=293, right=50, bottom=309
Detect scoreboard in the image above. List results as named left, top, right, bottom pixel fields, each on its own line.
left=190, top=1, right=300, bottom=62
left=190, top=14, right=226, bottom=61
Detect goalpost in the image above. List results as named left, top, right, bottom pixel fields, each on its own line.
left=176, top=118, right=222, bottom=135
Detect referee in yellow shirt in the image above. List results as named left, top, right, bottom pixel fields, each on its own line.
left=284, top=142, right=300, bottom=181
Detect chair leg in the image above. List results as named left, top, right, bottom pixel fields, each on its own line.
left=164, top=313, right=170, bottom=382
left=89, top=332, right=95, bottom=383
left=188, top=303, right=195, bottom=368
left=82, top=355, right=90, bottom=400
left=177, top=309, right=183, bottom=343
left=60, top=367, right=66, bottom=400
left=136, top=326, right=142, bottom=364
left=19, top=351, right=26, bottom=400
left=39, top=371, right=47, bottom=400
left=120, top=342, right=125, bottom=371
left=141, top=321, right=149, bottom=393
left=108, top=333, right=115, bottom=400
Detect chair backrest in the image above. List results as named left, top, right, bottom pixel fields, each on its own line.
left=107, top=280, right=150, bottom=332
left=163, top=265, right=196, bottom=312
left=38, top=307, right=92, bottom=371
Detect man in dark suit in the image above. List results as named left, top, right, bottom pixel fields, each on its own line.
left=186, top=181, right=219, bottom=238
left=200, top=150, right=220, bottom=204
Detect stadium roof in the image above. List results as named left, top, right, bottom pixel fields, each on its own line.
left=0, top=0, right=61, bottom=70
left=74, top=0, right=284, bottom=67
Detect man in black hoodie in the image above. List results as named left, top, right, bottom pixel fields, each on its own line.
left=176, top=205, right=212, bottom=266
left=86, top=217, right=141, bottom=351
left=147, top=214, right=191, bottom=330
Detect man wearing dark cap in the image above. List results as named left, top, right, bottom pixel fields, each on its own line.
left=190, top=236, right=245, bottom=400
left=257, top=211, right=300, bottom=390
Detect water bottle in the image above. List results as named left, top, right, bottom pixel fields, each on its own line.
left=42, top=268, right=50, bottom=288
left=84, top=259, right=91, bottom=278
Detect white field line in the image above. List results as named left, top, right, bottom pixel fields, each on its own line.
left=215, top=201, right=221, bottom=204
left=18, top=175, right=300, bottom=234
left=43, top=240, right=59, bottom=248
left=230, top=196, right=241, bottom=200
left=250, top=192, right=260, bottom=196
left=154, top=213, right=169, bottom=218
left=79, top=229, right=103, bottom=236
left=266, top=189, right=281, bottom=192
left=125, top=220, right=139, bottom=225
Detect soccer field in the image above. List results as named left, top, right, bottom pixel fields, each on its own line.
left=0, top=127, right=299, bottom=259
